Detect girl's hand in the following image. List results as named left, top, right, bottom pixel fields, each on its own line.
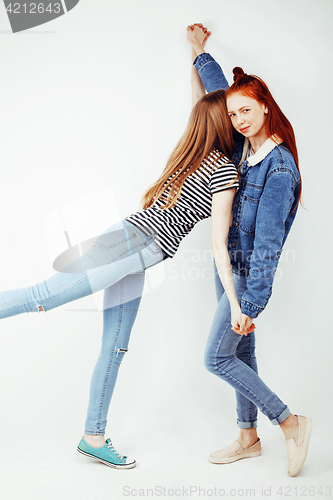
left=240, top=313, right=255, bottom=336
left=186, top=24, right=211, bottom=49
left=193, top=23, right=211, bottom=48
left=231, top=309, right=256, bottom=336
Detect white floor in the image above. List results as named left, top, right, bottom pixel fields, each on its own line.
left=0, top=411, right=329, bottom=500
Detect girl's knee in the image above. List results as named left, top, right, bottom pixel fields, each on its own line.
left=204, top=343, right=236, bottom=374
left=204, top=347, right=218, bottom=373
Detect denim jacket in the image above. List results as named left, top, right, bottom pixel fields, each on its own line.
left=194, top=53, right=301, bottom=318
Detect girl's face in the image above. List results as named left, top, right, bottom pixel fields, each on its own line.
left=227, top=92, right=268, bottom=142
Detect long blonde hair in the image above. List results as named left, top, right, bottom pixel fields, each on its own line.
left=141, top=89, right=236, bottom=210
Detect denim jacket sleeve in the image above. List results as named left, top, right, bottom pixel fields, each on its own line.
left=193, top=53, right=229, bottom=92
left=240, top=170, right=298, bottom=318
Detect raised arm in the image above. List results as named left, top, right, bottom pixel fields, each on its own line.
left=186, top=24, right=211, bottom=107
left=194, top=52, right=229, bottom=93
left=186, top=23, right=230, bottom=93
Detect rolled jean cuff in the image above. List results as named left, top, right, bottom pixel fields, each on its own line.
left=270, top=406, right=290, bottom=426
left=84, top=430, right=105, bottom=436
left=237, top=419, right=258, bottom=429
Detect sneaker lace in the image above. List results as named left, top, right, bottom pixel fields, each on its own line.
left=106, top=440, right=123, bottom=460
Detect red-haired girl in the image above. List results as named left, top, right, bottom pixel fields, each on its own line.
left=188, top=24, right=311, bottom=477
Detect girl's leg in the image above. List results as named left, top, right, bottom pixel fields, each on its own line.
left=77, top=240, right=165, bottom=467
left=205, top=271, right=290, bottom=426
left=0, top=221, right=162, bottom=320
left=209, top=271, right=312, bottom=476
left=235, top=334, right=258, bottom=429
left=213, top=265, right=259, bottom=432
left=84, top=272, right=145, bottom=436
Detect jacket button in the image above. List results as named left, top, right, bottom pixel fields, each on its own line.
left=238, top=201, right=241, bottom=206
left=242, top=183, right=245, bottom=187
left=232, top=242, right=236, bottom=248
left=234, top=222, right=239, bottom=226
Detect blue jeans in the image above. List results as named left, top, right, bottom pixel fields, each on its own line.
left=204, top=264, right=290, bottom=428
left=0, top=220, right=166, bottom=434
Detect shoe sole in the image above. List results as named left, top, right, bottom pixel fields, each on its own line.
left=288, top=418, right=313, bottom=477
left=209, top=450, right=261, bottom=464
left=77, top=447, right=136, bottom=469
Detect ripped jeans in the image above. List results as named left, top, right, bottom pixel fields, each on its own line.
left=0, top=220, right=167, bottom=435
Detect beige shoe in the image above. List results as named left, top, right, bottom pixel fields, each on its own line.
left=286, top=415, right=312, bottom=477
left=209, top=438, right=261, bottom=464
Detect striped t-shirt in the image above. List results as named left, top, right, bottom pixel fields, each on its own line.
left=125, top=148, right=238, bottom=258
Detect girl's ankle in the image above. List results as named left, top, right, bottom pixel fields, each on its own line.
left=84, top=434, right=106, bottom=448
left=238, top=430, right=258, bottom=449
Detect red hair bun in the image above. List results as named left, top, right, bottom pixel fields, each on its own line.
left=232, top=67, right=246, bottom=82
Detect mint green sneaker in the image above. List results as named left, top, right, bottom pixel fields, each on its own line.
left=77, top=438, right=136, bottom=469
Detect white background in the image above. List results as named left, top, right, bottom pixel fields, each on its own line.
left=0, top=1, right=332, bottom=499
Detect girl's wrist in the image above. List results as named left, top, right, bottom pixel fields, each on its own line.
left=230, top=300, right=241, bottom=311
left=190, top=41, right=205, bottom=57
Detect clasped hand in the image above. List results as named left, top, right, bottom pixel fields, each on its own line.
left=186, top=23, right=211, bottom=48
left=231, top=305, right=255, bottom=336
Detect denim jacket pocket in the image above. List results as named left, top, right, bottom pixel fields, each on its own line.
left=239, top=195, right=260, bottom=235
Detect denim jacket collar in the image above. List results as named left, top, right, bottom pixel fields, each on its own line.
left=247, top=135, right=282, bottom=167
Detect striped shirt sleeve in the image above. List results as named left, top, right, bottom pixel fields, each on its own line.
left=210, top=163, right=239, bottom=195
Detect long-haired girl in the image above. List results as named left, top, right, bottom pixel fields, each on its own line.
left=0, top=80, right=239, bottom=469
